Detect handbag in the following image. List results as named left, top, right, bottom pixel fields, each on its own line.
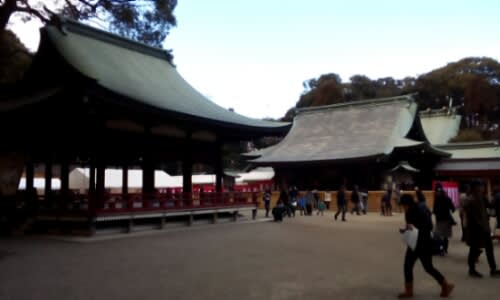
left=401, top=228, right=419, bottom=251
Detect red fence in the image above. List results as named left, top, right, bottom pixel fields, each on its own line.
left=36, top=192, right=259, bottom=216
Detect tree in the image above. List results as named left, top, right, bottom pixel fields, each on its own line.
left=0, top=0, right=177, bottom=49
left=0, top=29, right=32, bottom=84
left=464, top=76, right=497, bottom=121
left=415, top=57, right=500, bottom=111
left=347, top=75, right=375, bottom=100
left=297, top=73, right=344, bottom=108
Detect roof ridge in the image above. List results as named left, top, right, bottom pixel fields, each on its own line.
left=436, top=140, right=500, bottom=149
left=419, top=106, right=460, bottom=117
left=296, top=94, right=416, bottom=114
left=49, top=15, right=174, bottom=64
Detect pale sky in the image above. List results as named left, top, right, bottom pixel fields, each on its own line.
left=8, top=0, right=500, bottom=119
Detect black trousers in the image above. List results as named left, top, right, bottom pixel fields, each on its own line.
left=468, top=235, right=497, bottom=272
left=335, top=204, right=347, bottom=220
left=404, top=246, right=444, bottom=284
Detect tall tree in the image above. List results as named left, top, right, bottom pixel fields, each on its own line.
left=297, top=73, right=344, bottom=108
left=0, top=29, right=31, bottom=83
left=347, top=75, right=375, bottom=100
left=0, top=0, right=177, bottom=48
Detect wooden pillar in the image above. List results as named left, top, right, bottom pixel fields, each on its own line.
left=88, top=160, right=96, bottom=214
left=142, top=127, right=155, bottom=198
left=96, top=161, right=105, bottom=208
left=89, top=163, right=96, bottom=194
left=182, top=158, right=193, bottom=193
left=25, top=160, right=34, bottom=191
left=60, top=160, right=69, bottom=196
left=44, top=160, right=52, bottom=200
left=183, top=134, right=193, bottom=194
left=142, top=158, right=155, bottom=197
left=215, top=141, right=223, bottom=193
left=122, top=165, right=128, bottom=196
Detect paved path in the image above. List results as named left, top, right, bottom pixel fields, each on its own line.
left=1, top=212, right=499, bottom=300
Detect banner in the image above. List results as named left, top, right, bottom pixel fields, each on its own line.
left=433, top=181, right=459, bottom=208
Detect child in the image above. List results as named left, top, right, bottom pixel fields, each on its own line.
left=317, top=199, right=326, bottom=216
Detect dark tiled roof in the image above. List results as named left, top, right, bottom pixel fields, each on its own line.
left=252, top=95, right=435, bottom=164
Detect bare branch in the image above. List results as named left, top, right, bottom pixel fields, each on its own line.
left=79, top=0, right=99, bottom=11
left=15, top=7, right=50, bottom=23
left=64, top=0, right=80, bottom=16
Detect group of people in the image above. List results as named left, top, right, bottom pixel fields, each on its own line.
left=264, top=185, right=369, bottom=222
left=334, top=185, right=368, bottom=221
left=265, top=187, right=330, bottom=221
left=262, top=181, right=500, bottom=298
left=397, top=180, right=500, bottom=298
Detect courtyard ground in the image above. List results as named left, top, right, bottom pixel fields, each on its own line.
left=1, top=211, right=499, bottom=300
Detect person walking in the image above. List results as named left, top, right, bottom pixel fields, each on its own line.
left=494, top=189, right=500, bottom=234
left=350, top=185, right=361, bottom=215
left=360, top=187, right=368, bottom=214
left=279, top=188, right=290, bottom=217
left=459, top=184, right=471, bottom=242
left=464, top=180, right=500, bottom=278
left=324, top=190, right=332, bottom=210
left=335, top=185, right=347, bottom=221
left=305, top=190, right=314, bottom=216
left=263, top=189, right=271, bottom=218
left=433, top=183, right=456, bottom=254
left=288, top=186, right=298, bottom=217
left=397, top=194, right=454, bottom=298
left=383, top=188, right=393, bottom=216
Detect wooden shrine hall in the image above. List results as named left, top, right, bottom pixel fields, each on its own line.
left=0, top=16, right=289, bottom=235
left=249, top=95, right=450, bottom=190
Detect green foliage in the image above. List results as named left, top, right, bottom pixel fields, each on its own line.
left=296, top=73, right=345, bottom=108
left=0, top=0, right=177, bottom=51
left=290, top=57, right=500, bottom=143
left=0, top=29, right=32, bottom=84
left=415, top=57, right=500, bottom=113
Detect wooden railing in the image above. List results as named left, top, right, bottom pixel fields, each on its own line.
left=35, top=192, right=259, bottom=216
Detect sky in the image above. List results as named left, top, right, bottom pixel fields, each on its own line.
left=8, top=0, right=500, bottom=119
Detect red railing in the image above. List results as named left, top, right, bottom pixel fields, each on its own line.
left=36, top=192, right=260, bottom=216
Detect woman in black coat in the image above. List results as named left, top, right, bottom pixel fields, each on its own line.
left=433, top=184, right=456, bottom=254
left=397, top=194, right=454, bottom=298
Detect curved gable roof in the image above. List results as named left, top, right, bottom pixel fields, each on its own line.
left=420, top=109, right=461, bottom=145
left=252, top=95, right=439, bottom=164
left=39, top=17, right=288, bottom=132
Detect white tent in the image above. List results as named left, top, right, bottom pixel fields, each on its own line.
left=18, top=167, right=275, bottom=191
left=18, top=178, right=61, bottom=190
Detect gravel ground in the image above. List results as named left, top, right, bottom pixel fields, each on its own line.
left=1, top=212, right=499, bottom=300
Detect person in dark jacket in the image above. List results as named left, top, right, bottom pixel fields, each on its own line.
left=350, top=185, right=361, bottom=215
left=495, top=190, right=500, bottom=230
left=383, top=188, right=393, bottom=216
left=263, top=189, right=271, bottom=218
left=334, top=185, right=347, bottom=221
left=433, top=183, right=455, bottom=254
left=279, top=189, right=290, bottom=217
left=464, top=180, right=500, bottom=278
left=397, top=194, right=454, bottom=298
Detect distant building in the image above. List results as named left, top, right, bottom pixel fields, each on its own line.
left=249, top=95, right=449, bottom=190
left=420, top=107, right=500, bottom=196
